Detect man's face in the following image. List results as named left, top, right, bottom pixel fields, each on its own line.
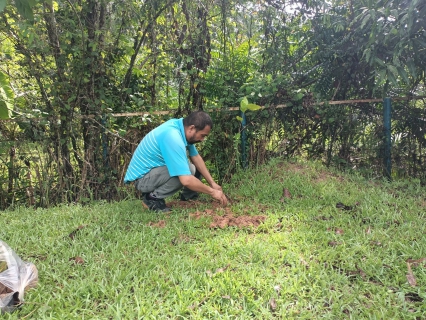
left=186, top=125, right=211, bottom=144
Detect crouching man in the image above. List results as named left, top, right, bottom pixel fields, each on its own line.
left=124, top=111, right=228, bottom=212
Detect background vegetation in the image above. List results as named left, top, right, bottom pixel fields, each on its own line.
left=0, top=0, right=425, bottom=209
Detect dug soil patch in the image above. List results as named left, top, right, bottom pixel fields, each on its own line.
left=168, top=200, right=267, bottom=229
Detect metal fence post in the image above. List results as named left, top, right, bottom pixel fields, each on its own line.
left=241, top=111, right=247, bottom=169
left=383, top=97, right=392, bottom=180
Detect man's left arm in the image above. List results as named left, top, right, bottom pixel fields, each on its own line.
left=189, top=154, right=222, bottom=191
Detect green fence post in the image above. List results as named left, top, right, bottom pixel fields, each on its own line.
left=383, top=97, right=392, bottom=180
left=241, top=111, right=247, bottom=169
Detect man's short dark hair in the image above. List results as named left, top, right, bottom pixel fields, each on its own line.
left=183, top=111, right=213, bottom=131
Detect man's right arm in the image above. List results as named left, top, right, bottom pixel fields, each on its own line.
left=178, top=175, right=228, bottom=205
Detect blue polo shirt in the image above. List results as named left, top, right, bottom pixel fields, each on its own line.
left=124, top=118, right=198, bottom=183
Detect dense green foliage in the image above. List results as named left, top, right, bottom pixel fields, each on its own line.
left=0, top=0, right=425, bottom=208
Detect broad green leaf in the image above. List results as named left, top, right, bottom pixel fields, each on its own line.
left=15, top=0, right=34, bottom=21
left=240, top=97, right=248, bottom=113
left=386, top=67, right=398, bottom=85
left=294, top=92, right=304, bottom=100
left=0, top=71, right=13, bottom=119
left=236, top=116, right=243, bottom=122
left=241, top=98, right=248, bottom=106
left=397, top=66, right=409, bottom=84
left=414, top=38, right=426, bottom=48
left=376, top=68, right=387, bottom=81
left=407, top=60, right=417, bottom=79
left=246, top=103, right=261, bottom=111
left=387, top=64, right=399, bottom=79
left=0, top=0, right=7, bottom=12
left=360, top=13, right=370, bottom=29
left=0, top=72, right=14, bottom=99
left=374, top=57, right=386, bottom=67
left=0, top=100, right=11, bottom=119
left=363, top=48, right=371, bottom=63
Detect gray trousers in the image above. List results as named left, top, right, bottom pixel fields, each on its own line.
left=134, top=164, right=199, bottom=199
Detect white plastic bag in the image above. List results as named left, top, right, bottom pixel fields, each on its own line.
left=0, top=240, right=38, bottom=313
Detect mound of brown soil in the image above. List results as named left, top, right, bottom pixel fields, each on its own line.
left=146, top=199, right=267, bottom=229
left=188, top=206, right=267, bottom=229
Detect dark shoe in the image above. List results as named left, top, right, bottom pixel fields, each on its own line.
left=180, top=192, right=199, bottom=201
left=142, top=194, right=171, bottom=212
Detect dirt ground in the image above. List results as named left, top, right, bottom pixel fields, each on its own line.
left=147, top=199, right=267, bottom=229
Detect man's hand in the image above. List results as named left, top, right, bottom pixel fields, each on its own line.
left=211, top=189, right=228, bottom=206
left=210, top=182, right=223, bottom=192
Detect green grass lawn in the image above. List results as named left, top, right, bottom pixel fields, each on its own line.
left=1, top=158, right=426, bottom=319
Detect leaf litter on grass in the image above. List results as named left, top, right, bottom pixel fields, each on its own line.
left=147, top=220, right=166, bottom=228
left=406, top=258, right=426, bottom=289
